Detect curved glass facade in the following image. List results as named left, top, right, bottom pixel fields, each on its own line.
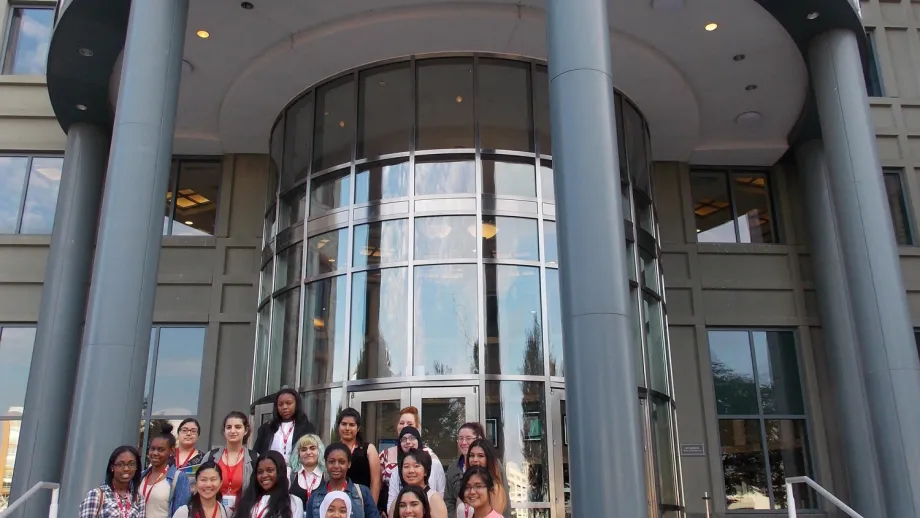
left=254, top=56, right=681, bottom=517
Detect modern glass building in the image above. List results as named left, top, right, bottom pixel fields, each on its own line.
left=0, top=0, right=918, bottom=517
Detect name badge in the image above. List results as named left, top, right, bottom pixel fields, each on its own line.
left=222, top=494, right=236, bottom=510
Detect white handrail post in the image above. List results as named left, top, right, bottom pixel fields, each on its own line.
left=48, top=487, right=59, bottom=518
left=786, top=481, right=797, bottom=518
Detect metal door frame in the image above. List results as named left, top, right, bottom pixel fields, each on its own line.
left=550, top=388, right=567, bottom=518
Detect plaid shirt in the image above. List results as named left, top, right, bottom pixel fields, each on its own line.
left=78, top=484, right=145, bottom=518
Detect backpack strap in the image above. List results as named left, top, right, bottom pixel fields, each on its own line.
left=94, top=488, right=103, bottom=518
left=355, top=484, right=364, bottom=509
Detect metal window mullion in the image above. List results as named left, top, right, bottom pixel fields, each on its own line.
left=140, top=327, right=162, bottom=461
left=471, top=55, right=487, bottom=413
left=406, top=57, right=418, bottom=379
left=14, top=155, right=33, bottom=233
left=0, top=7, right=23, bottom=75
left=339, top=72, right=359, bottom=394
left=747, top=330, right=776, bottom=507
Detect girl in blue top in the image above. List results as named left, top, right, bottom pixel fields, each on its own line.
left=306, top=443, right=379, bottom=518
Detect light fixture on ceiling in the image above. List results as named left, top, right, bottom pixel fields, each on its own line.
left=378, top=80, right=387, bottom=87
left=328, top=258, right=336, bottom=263
left=705, top=22, right=718, bottom=31
left=79, top=48, right=93, bottom=57
left=196, top=30, right=210, bottom=39
left=456, top=95, right=463, bottom=103
left=806, top=11, right=820, bottom=19
left=241, top=1, right=254, bottom=8
left=339, top=120, right=346, bottom=128
left=76, top=104, right=87, bottom=111
left=735, top=111, right=763, bottom=127
left=745, top=84, right=758, bottom=91
left=467, top=222, right=498, bottom=239
left=313, top=317, right=325, bottom=329
left=184, top=220, right=194, bottom=225
left=732, top=54, right=745, bottom=62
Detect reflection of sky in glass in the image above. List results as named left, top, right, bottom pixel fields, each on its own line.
left=150, top=328, right=205, bottom=416
left=414, top=216, right=477, bottom=260
left=414, top=265, right=478, bottom=375
left=302, top=276, right=349, bottom=384
left=543, top=222, right=557, bottom=266
left=350, top=268, right=408, bottom=378
left=6, top=8, right=53, bottom=75
left=310, top=173, right=350, bottom=216
left=540, top=166, right=554, bottom=202
left=355, top=162, right=409, bottom=203
left=545, top=270, right=563, bottom=377
left=483, top=161, right=535, bottom=197
left=0, top=328, right=35, bottom=416
left=0, top=157, right=29, bottom=233
left=306, top=228, right=348, bottom=277
left=487, top=266, right=543, bottom=375
left=20, top=157, right=62, bottom=234
left=353, top=219, right=408, bottom=267
left=415, top=161, right=475, bottom=195
left=484, top=217, right=539, bottom=261
left=485, top=381, right=548, bottom=503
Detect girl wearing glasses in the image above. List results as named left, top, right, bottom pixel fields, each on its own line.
left=78, top=445, right=145, bottom=518
left=384, top=428, right=445, bottom=514
left=443, top=423, right=484, bottom=518
left=386, top=449, right=445, bottom=518
left=174, top=418, right=204, bottom=469
left=455, top=441, right=508, bottom=518
left=459, top=468, right=500, bottom=518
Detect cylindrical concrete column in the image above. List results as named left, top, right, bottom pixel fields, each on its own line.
left=8, top=123, right=109, bottom=518
left=58, top=0, right=188, bottom=512
left=794, top=140, right=886, bottom=517
left=546, top=1, right=648, bottom=517
left=810, top=28, right=920, bottom=516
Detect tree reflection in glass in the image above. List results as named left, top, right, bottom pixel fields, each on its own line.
left=414, top=265, right=479, bottom=375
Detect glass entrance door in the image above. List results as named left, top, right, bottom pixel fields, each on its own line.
left=550, top=388, right=569, bottom=518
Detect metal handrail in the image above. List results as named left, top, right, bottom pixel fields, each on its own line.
left=0, top=482, right=60, bottom=518
left=786, top=476, right=863, bottom=518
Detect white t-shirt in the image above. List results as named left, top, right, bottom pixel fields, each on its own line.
left=171, top=503, right=230, bottom=518
left=297, top=467, right=323, bottom=492
left=142, top=477, right=171, bottom=518
left=251, top=494, right=305, bottom=518
left=270, top=422, right=297, bottom=460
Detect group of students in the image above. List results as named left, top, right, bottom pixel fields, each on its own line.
left=78, top=388, right=510, bottom=518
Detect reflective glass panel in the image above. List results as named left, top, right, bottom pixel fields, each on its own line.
left=414, top=215, right=477, bottom=260
left=709, top=331, right=758, bottom=415
left=766, top=420, right=816, bottom=509
left=355, top=161, right=409, bottom=204
left=719, top=419, right=769, bottom=510
left=0, top=157, right=28, bottom=233
left=485, top=381, right=549, bottom=503
left=540, top=165, right=554, bottom=203
left=534, top=66, right=551, bottom=155
left=418, top=396, right=468, bottom=470
left=546, top=270, right=563, bottom=377
left=279, top=186, right=307, bottom=230
left=253, top=305, right=271, bottom=399
left=275, top=242, right=303, bottom=288
left=623, top=102, right=650, bottom=194
left=151, top=327, right=205, bottom=415
left=171, top=161, right=221, bottom=236
left=360, top=399, right=402, bottom=453
left=306, top=228, right=348, bottom=277
left=482, top=216, right=539, bottom=261
left=417, top=58, right=474, bottom=150
left=350, top=268, right=409, bottom=379
left=884, top=170, right=913, bottom=245
left=734, top=173, right=776, bottom=244
left=415, top=160, right=475, bottom=196
left=640, top=249, right=658, bottom=292
left=283, top=92, right=314, bottom=186
left=359, top=63, right=412, bottom=158
left=691, top=172, right=735, bottom=243
left=353, top=219, right=409, bottom=267
left=543, top=221, right=558, bottom=267
left=644, top=296, right=668, bottom=395
left=0, top=419, right=22, bottom=509
left=19, top=157, right=62, bottom=234
left=269, top=288, right=300, bottom=391
left=478, top=59, right=533, bottom=152
left=304, top=388, right=345, bottom=441
left=651, top=399, right=678, bottom=505
left=269, top=122, right=283, bottom=205
left=482, top=160, right=536, bottom=197
left=310, top=171, right=351, bottom=216
left=753, top=332, right=804, bottom=415
left=0, top=327, right=35, bottom=417
left=313, top=76, right=355, bottom=171
left=414, top=264, right=479, bottom=375
left=485, top=265, right=543, bottom=375
left=260, top=259, right=273, bottom=301
left=2, top=8, right=53, bottom=75
left=302, top=276, right=349, bottom=386
left=635, top=197, right=654, bottom=235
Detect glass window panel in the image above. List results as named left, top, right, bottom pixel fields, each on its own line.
left=269, top=288, right=300, bottom=391
left=2, top=8, right=53, bottom=75
left=544, top=221, right=558, bottom=267
left=283, top=92, right=314, bottom=186
left=360, top=399, right=402, bottom=454
left=414, top=215, right=477, bottom=260
left=733, top=173, right=776, bottom=244
left=171, top=161, right=221, bottom=236
left=355, top=161, right=409, bottom=204
left=652, top=399, right=678, bottom=505
left=482, top=216, right=539, bottom=261
left=546, top=270, right=563, bottom=377
left=350, top=268, right=409, bottom=379
left=151, top=328, right=205, bottom=415
left=766, top=420, right=816, bottom=509
left=279, top=186, right=306, bottom=230
left=485, top=381, right=549, bottom=504
left=418, top=396, right=468, bottom=471
left=19, top=157, right=62, bottom=234
left=275, top=242, right=303, bottom=289
left=264, top=209, right=277, bottom=244
left=540, top=164, right=554, bottom=203
left=0, top=157, right=29, bottom=233
left=632, top=288, right=644, bottom=386
left=353, top=219, right=408, bottom=267
left=0, top=419, right=22, bottom=509
left=623, top=188, right=632, bottom=222
left=302, top=276, right=349, bottom=386
left=719, top=419, right=770, bottom=510
left=639, top=250, right=657, bottom=292
left=691, top=172, right=736, bottom=243
left=260, top=259, right=274, bottom=301
left=310, top=170, right=351, bottom=216
left=163, top=167, right=178, bottom=235
left=304, top=388, right=344, bottom=442
left=616, top=95, right=628, bottom=181
left=482, top=160, right=536, bottom=197
left=534, top=66, right=551, bottom=155
left=253, top=305, right=271, bottom=399
left=415, top=160, right=475, bottom=196
left=623, top=102, right=650, bottom=194
left=884, top=170, right=913, bottom=245
left=358, top=63, right=412, bottom=158
left=417, top=58, right=474, bottom=150
left=414, top=265, right=479, bottom=375
left=635, top=197, right=653, bottom=235
left=753, top=332, right=805, bottom=415
left=644, top=296, right=668, bottom=395
left=269, top=122, right=283, bottom=205
left=0, top=327, right=35, bottom=417
left=708, top=331, right=758, bottom=415
left=865, top=29, right=885, bottom=97
left=306, top=228, right=348, bottom=277
left=485, top=265, right=543, bottom=375
left=313, top=76, right=355, bottom=171
left=478, top=59, right=533, bottom=152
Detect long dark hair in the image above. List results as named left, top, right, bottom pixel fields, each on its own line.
left=335, top=408, right=365, bottom=444
left=235, top=451, right=292, bottom=518
left=187, top=461, right=222, bottom=517
left=105, top=445, right=142, bottom=500
left=467, top=439, right=503, bottom=485
left=399, top=448, right=432, bottom=489
left=223, top=410, right=252, bottom=444
left=269, top=388, right=311, bottom=433
left=393, top=485, right=432, bottom=518
left=149, top=421, right=177, bottom=449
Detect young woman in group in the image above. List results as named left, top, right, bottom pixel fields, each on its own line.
left=391, top=487, right=431, bottom=518
left=386, top=449, right=446, bottom=518
left=455, top=441, right=509, bottom=518
left=171, top=461, right=231, bottom=518
left=174, top=418, right=205, bottom=469
left=459, top=468, right=501, bottom=518
left=384, top=428, right=445, bottom=512
left=78, top=445, right=145, bottom=517
left=443, top=423, right=485, bottom=518
left=232, top=451, right=304, bottom=518
left=201, top=411, right=259, bottom=513
left=288, top=434, right=326, bottom=510
left=378, top=408, right=444, bottom=502
left=317, top=492, right=352, bottom=518
left=335, top=408, right=381, bottom=504
left=306, top=443, right=379, bottom=518
left=140, top=422, right=193, bottom=518
left=253, top=389, right=317, bottom=461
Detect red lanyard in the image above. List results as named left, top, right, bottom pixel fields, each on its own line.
left=222, top=450, right=244, bottom=495
left=301, top=470, right=318, bottom=498
left=280, top=423, right=295, bottom=453
left=141, top=471, right=165, bottom=504
left=176, top=450, right=196, bottom=469
left=326, top=481, right=348, bottom=493
left=114, top=493, right=131, bottom=518
left=464, top=505, right=472, bottom=518
left=254, top=500, right=270, bottom=518
left=198, top=504, right=221, bottom=518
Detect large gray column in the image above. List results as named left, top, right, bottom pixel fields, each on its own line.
left=8, top=123, right=109, bottom=518
left=546, top=2, right=648, bottom=517
left=58, top=0, right=188, bottom=512
left=794, top=141, right=886, bottom=517
left=810, top=28, right=920, bottom=516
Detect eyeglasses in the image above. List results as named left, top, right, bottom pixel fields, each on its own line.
left=113, top=462, right=137, bottom=469
left=457, top=436, right=477, bottom=444
left=179, top=428, right=199, bottom=435
left=464, top=484, right=488, bottom=492
left=399, top=436, right=417, bottom=444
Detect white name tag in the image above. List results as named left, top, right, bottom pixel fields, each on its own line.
left=222, top=495, right=236, bottom=510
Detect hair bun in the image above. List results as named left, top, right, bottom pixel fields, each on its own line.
left=159, top=422, right=174, bottom=434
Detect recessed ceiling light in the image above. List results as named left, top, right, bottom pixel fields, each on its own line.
left=76, top=104, right=87, bottom=111
left=184, top=221, right=194, bottom=225
left=745, top=84, right=758, bottom=91
left=806, top=11, right=820, bottom=19
left=196, top=30, right=210, bottom=39
left=733, top=54, right=745, bottom=61
left=378, top=80, right=387, bottom=87
left=339, top=120, right=345, bottom=128
left=456, top=95, right=463, bottom=103
left=241, top=1, right=254, bottom=8
left=705, top=22, right=718, bottom=31
left=78, top=48, right=93, bottom=57
left=735, top=111, right=763, bottom=126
